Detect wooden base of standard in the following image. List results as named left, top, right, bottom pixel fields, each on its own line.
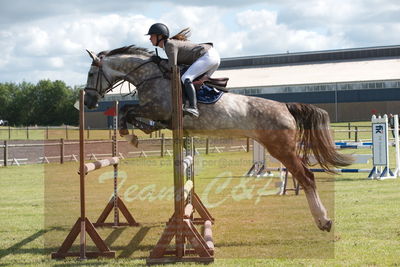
left=191, top=193, right=214, bottom=224
left=93, top=196, right=139, bottom=227
left=51, top=217, right=115, bottom=259
left=146, top=216, right=214, bottom=265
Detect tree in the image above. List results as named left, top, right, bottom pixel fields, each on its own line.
left=0, top=83, right=16, bottom=122
left=0, top=80, right=80, bottom=126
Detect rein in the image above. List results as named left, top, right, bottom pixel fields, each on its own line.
left=85, top=57, right=166, bottom=97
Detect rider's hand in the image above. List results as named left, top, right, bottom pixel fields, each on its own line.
left=150, top=55, right=162, bottom=64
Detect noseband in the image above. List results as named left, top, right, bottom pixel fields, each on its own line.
left=84, top=62, right=114, bottom=97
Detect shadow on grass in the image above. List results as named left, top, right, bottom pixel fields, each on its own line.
left=335, top=177, right=371, bottom=182
left=0, top=225, right=153, bottom=261
left=50, top=259, right=148, bottom=267
left=0, top=227, right=63, bottom=259
left=118, top=226, right=151, bottom=258
left=103, top=227, right=125, bottom=246
left=50, top=261, right=135, bottom=267
left=96, top=225, right=153, bottom=258
left=47, top=226, right=153, bottom=266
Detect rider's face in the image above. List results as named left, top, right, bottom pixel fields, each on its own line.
left=150, top=34, right=158, bottom=46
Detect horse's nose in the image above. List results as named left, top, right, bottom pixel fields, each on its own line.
left=83, top=96, right=90, bottom=108
left=83, top=93, right=92, bottom=108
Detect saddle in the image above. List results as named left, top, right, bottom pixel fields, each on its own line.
left=192, top=74, right=229, bottom=92
left=179, top=65, right=229, bottom=92
left=179, top=65, right=226, bottom=104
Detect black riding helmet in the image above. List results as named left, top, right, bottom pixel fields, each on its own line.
left=146, top=23, right=169, bottom=38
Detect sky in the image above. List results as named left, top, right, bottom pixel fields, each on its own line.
left=1, top=0, right=400, bottom=87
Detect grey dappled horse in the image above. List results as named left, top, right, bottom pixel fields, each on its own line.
left=84, top=45, right=352, bottom=232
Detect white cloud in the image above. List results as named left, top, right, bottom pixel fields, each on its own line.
left=159, top=6, right=246, bottom=56
left=236, top=9, right=278, bottom=30
left=277, top=0, right=400, bottom=47
left=0, top=31, right=14, bottom=68
left=233, top=9, right=350, bottom=54
left=0, top=13, right=155, bottom=85
left=0, top=0, right=399, bottom=86
left=60, top=39, right=82, bottom=54
left=19, top=27, right=50, bottom=56
left=48, top=57, right=64, bottom=68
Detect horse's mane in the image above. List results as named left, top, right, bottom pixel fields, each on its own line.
left=98, top=45, right=153, bottom=58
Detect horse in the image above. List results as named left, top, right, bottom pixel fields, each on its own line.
left=83, top=45, right=353, bottom=232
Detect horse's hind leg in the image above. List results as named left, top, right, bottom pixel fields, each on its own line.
left=262, top=138, right=332, bottom=232
left=297, top=164, right=332, bottom=232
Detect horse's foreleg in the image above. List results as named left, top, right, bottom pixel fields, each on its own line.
left=119, top=115, right=130, bottom=135
left=119, top=103, right=151, bottom=133
left=119, top=103, right=169, bottom=147
left=118, top=115, right=139, bottom=147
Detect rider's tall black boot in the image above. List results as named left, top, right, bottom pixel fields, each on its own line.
left=183, top=78, right=199, bottom=117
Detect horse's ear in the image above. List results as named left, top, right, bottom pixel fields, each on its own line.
left=86, top=49, right=100, bottom=63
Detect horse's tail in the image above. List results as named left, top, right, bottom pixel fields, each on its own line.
left=286, top=102, right=353, bottom=173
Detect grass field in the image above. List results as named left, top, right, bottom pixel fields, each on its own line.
left=0, top=147, right=399, bottom=266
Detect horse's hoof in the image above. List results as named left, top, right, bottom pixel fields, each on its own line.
left=320, top=220, right=332, bottom=232
left=124, top=134, right=139, bottom=148
left=119, top=129, right=129, bottom=137
left=132, top=139, right=139, bottom=148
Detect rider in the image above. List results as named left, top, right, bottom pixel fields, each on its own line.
left=146, top=23, right=220, bottom=117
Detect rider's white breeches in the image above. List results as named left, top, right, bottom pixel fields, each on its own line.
left=181, top=47, right=220, bottom=83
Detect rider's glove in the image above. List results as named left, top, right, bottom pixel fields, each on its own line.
left=150, top=55, right=162, bottom=64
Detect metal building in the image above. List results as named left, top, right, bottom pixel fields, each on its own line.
left=86, top=45, right=400, bottom=128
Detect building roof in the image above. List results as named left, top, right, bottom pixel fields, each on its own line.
left=219, top=45, right=400, bottom=68
left=215, top=58, right=400, bottom=88
left=215, top=45, right=400, bottom=88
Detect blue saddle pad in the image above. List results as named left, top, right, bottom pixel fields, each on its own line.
left=179, top=66, right=224, bottom=104
left=197, top=84, right=224, bottom=104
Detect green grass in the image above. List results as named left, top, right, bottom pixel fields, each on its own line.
left=1, top=148, right=400, bottom=266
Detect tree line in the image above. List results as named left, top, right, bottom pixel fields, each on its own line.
left=0, top=80, right=80, bottom=126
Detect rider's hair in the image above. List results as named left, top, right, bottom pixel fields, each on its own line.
left=170, top=28, right=191, bottom=41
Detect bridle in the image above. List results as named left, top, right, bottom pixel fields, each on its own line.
left=84, top=57, right=164, bottom=98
